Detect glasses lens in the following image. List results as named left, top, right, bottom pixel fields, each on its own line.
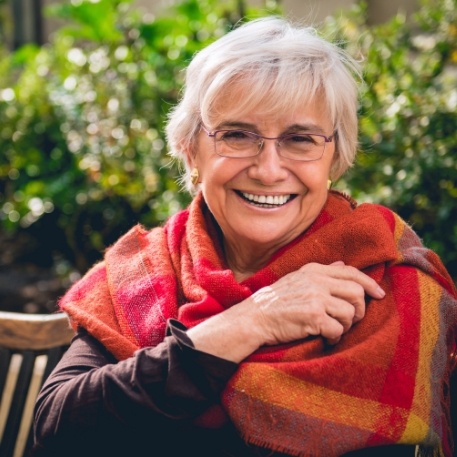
left=214, top=130, right=260, bottom=157
left=279, top=134, right=325, bottom=161
left=211, top=130, right=328, bottom=161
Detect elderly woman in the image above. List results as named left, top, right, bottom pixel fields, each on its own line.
left=32, top=17, right=457, bottom=457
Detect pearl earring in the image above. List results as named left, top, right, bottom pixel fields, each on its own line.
left=327, top=179, right=332, bottom=190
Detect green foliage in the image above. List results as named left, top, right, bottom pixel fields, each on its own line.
left=1, top=0, right=456, bottom=282
left=0, top=0, right=281, bottom=272
left=323, top=0, right=457, bottom=279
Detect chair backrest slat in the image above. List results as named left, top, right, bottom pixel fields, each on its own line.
left=0, top=348, right=12, bottom=395
left=0, top=311, right=74, bottom=457
left=1, top=351, right=36, bottom=457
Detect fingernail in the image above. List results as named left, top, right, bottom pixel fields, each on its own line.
left=376, top=286, right=386, bottom=298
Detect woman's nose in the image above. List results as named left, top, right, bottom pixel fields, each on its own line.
left=247, top=139, right=288, bottom=184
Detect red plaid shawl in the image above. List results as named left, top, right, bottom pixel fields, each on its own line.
left=60, top=191, right=457, bottom=456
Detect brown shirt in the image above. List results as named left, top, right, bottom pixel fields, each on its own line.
left=32, top=320, right=415, bottom=457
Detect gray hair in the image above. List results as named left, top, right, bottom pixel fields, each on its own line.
left=166, top=16, right=362, bottom=192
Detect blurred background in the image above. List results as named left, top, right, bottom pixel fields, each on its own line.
left=4, top=0, right=420, bottom=49
left=0, top=0, right=456, bottom=314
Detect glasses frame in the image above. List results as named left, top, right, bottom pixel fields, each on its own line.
left=201, top=126, right=337, bottom=162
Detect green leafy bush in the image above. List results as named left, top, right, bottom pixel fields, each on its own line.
left=324, top=0, right=457, bottom=279
left=0, top=0, right=280, bottom=273
left=0, top=0, right=456, bottom=283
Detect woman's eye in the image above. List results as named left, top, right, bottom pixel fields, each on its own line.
left=287, top=134, right=314, bottom=143
left=222, top=130, right=250, bottom=140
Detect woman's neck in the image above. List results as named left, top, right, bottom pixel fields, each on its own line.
left=223, top=239, right=279, bottom=282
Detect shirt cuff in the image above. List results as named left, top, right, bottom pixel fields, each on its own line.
left=167, top=318, right=239, bottom=393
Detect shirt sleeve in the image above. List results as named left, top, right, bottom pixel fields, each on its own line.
left=32, top=319, right=238, bottom=456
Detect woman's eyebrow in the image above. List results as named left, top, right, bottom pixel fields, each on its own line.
left=214, top=121, right=328, bottom=135
left=216, top=121, right=257, bottom=130
left=214, top=121, right=328, bottom=134
left=285, top=123, right=327, bottom=134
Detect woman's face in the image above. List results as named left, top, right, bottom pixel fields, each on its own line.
left=191, top=93, right=336, bottom=260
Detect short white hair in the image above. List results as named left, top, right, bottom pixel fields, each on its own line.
left=166, top=16, right=362, bottom=192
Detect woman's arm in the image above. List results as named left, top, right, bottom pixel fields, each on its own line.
left=188, top=262, right=386, bottom=362
left=32, top=320, right=237, bottom=456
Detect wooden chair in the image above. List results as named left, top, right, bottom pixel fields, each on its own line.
left=0, top=311, right=74, bottom=457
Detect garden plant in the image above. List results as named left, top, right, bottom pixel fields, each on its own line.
left=0, top=0, right=455, bottom=312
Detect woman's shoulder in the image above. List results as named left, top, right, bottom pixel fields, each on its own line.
left=330, top=189, right=399, bottom=217
left=329, top=190, right=402, bottom=230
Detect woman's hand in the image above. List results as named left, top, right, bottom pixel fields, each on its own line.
left=251, top=261, right=385, bottom=347
left=187, top=262, right=385, bottom=363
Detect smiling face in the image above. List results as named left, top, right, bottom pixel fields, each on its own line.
left=189, top=91, right=336, bottom=278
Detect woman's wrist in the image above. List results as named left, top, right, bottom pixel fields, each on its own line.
left=187, top=297, right=264, bottom=363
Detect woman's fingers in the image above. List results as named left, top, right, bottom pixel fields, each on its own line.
left=251, top=262, right=386, bottom=347
left=301, top=262, right=385, bottom=301
left=325, top=297, right=357, bottom=332
left=324, top=278, right=366, bottom=323
left=328, top=263, right=385, bottom=299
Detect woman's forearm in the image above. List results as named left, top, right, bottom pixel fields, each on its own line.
left=33, top=323, right=237, bottom=455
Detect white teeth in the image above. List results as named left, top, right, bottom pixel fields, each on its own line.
left=241, top=192, right=291, bottom=206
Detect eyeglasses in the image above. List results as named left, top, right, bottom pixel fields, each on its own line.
left=201, top=126, right=336, bottom=162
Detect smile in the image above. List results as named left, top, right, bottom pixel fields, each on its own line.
left=240, top=192, right=293, bottom=207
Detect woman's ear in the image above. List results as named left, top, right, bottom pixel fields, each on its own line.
left=178, top=138, right=196, bottom=169
left=182, top=142, right=201, bottom=186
